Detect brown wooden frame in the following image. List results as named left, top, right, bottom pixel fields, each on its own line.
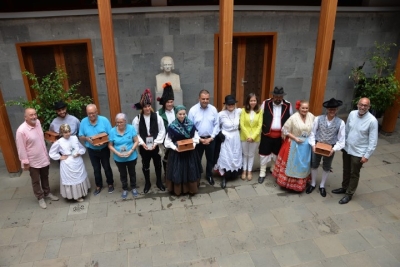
left=214, top=32, right=277, bottom=110
left=15, top=39, right=100, bottom=111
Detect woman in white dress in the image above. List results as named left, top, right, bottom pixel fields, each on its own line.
left=214, top=95, right=242, bottom=189
left=49, top=124, right=90, bottom=202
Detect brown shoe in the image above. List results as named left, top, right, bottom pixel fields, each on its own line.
left=247, top=171, right=252, bottom=181
left=241, top=171, right=247, bottom=180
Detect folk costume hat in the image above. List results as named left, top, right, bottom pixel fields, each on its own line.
left=54, top=101, right=67, bottom=110
left=223, top=95, right=238, bottom=105
left=133, top=88, right=153, bottom=110
left=157, top=82, right=175, bottom=106
left=323, top=98, right=343, bottom=108
left=271, top=86, right=286, bottom=96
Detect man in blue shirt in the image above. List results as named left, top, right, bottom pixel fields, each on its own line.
left=79, top=104, right=114, bottom=196
left=332, top=97, right=378, bottom=204
left=188, top=90, right=220, bottom=186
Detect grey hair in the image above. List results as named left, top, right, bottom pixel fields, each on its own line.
left=115, top=113, right=127, bottom=121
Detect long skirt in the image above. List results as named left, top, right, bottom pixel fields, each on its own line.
left=60, top=178, right=91, bottom=200
left=272, top=139, right=310, bottom=192
left=166, top=149, right=202, bottom=196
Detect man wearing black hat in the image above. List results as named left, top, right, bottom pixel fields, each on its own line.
left=157, top=82, right=177, bottom=180
left=49, top=101, right=80, bottom=135
left=258, top=86, right=292, bottom=184
left=307, top=98, right=345, bottom=197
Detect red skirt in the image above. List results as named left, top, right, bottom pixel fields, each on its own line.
left=272, top=138, right=310, bottom=192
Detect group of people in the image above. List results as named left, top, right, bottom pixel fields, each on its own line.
left=16, top=84, right=378, bottom=209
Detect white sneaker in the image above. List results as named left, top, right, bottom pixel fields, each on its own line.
left=38, top=198, right=47, bottom=209
left=76, top=198, right=84, bottom=202
left=45, top=193, right=59, bottom=201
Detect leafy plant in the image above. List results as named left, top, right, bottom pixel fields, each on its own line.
left=350, top=42, right=400, bottom=114
left=7, top=68, right=92, bottom=131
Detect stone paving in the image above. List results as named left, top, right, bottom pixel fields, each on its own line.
left=0, top=131, right=400, bottom=266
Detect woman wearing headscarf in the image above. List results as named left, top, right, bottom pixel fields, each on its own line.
left=164, top=105, right=202, bottom=195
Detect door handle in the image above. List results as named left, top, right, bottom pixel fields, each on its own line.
left=241, top=78, right=247, bottom=85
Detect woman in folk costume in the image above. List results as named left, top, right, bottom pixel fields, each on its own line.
left=49, top=124, right=90, bottom=202
left=239, top=93, right=263, bottom=181
left=156, top=82, right=177, bottom=181
left=132, top=88, right=166, bottom=194
left=214, top=95, right=242, bottom=189
left=272, top=100, right=315, bottom=192
left=164, top=105, right=202, bottom=195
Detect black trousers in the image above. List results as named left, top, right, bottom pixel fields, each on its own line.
left=115, top=159, right=137, bottom=190
left=139, top=146, right=162, bottom=180
left=195, top=140, right=215, bottom=177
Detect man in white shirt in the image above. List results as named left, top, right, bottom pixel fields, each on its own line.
left=258, top=87, right=293, bottom=184
left=332, top=97, right=378, bottom=204
left=132, top=89, right=166, bottom=194
left=307, top=98, right=345, bottom=197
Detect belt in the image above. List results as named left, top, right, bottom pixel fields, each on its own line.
left=89, top=146, right=106, bottom=151
left=200, top=135, right=211, bottom=139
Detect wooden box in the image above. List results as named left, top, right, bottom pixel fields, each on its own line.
left=315, top=142, right=332, bottom=156
left=91, top=133, right=109, bottom=146
left=44, top=131, right=60, bottom=143
left=177, top=139, right=194, bottom=152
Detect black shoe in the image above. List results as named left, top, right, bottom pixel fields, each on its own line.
left=221, top=178, right=226, bottom=189
left=144, top=182, right=151, bottom=194
left=332, top=188, right=346, bottom=194
left=108, top=185, right=114, bottom=194
left=339, top=195, right=352, bottom=204
left=319, top=187, right=326, bottom=197
left=156, top=181, right=165, bottom=191
left=306, top=185, right=315, bottom=194
left=258, top=176, right=265, bottom=184
left=93, top=187, right=102, bottom=196
left=207, top=176, right=215, bottom=186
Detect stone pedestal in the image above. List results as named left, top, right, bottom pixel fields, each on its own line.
left=155, top=89, right=183, bottom=111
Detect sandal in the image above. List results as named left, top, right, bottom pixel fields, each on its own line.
left=247, top=172, right=253, bottom=181
left=241, top=171, right=247, bottom=180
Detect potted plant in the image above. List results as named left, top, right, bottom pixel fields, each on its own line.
left=7, top=68, right=92, bottom=131
left=349, top=42, right=400, bottom=117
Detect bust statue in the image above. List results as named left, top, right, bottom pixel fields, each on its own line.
left=156, top=56, right=181, bottom=93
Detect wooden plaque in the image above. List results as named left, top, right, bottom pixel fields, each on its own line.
left=91, top=133, right=109, bottom=145
left=44, top=131, right=60, bottom=143
left=315, top=142, right=332, bottom=156
left=177, top=139, right=194, bottom=152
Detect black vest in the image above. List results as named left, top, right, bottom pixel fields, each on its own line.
left=262, top=99, right=291, bottom=135
left=138, top=112, right=159, bottom=140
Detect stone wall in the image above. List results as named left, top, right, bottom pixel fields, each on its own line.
left=0, top=10, right=399, bottom=131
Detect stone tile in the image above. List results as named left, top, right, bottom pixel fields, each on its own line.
left=358, top=191, right=399, bottom=207
left=252, top=184, right=269, bottom=196
left=270, top=206, right=303, bottom=224
left=92, top=214, right=123, bottom=234
left=29, top=207, right=68, bottom=226
left=10, top=224, right=42, bottom=245
left=196, top=236, right=233, bottom=258
left=3, top=209, right=34, bottom=228
left=207, top=202, right=228, bottom=219
left=139, top=225, right=164, bottom=247
left=330, top=213, right=360, bottom=231
left=228, top=232, right=257, bottom=253
left=44, top=239, right=62, bottom=259
left=249, top=247, right=281, bottom=267
left=0, top=227, right=16, bottom=246
left=67, top=253, right=91, bottom=267
left=341, top=251, right=380, bottom=267
left=10, top=263, right=34, bottom=267
left=279, top=193, right=315, bottom=207
left=319, top=256, right=347, bottom=267
left=200, top=219, right=222, bottom=238
left=235, top=185, right=258, bottom=199
left=128, top=246, right=152, bottom=267
left=32, top=257, right=69, bottom=267
left=249, top=211, right=280, bottom=229
left=321, top=197, right=363, bottom=215
left=271, top=243, right=302, bottom=267
left=383, top=175, right=400, bottom=187
left=351, top=209, right=380, bottom=227
left=366, top=246, right=400, bottom=267
left=178, top=240, right=201, bottom=262
left=135, top=197, right=162, bottom=213
left=367, top=206, right=399, bottom=223
left=104, top=232, right=118, bottom=252
left=385, top=243, right=400, bottom=262
left=0, top=243, right=26, bottom=266
left=169, top=258, right=219, bottom=267
left=82, top=233, right=105, bottom=254
left=161, top=195, right=191, bottom=209
left=246, top=227, right=276, bottom=249
left=361, top=165, right=396, bottom=180
left=336, top=229, right=373, bottom=253
left=269, top=224, right=300, bottom=245
left=39, top=221, right=74, bottom=240
left=66, top=202, right=89, bottom=220
left=358, top=227, right=391, bottom=247
left=0, top=187, right=16, bottom=200
left=151, top=243, right=182, bottom=266
left=364, top=177, right=395, bottom=192
left=117, top=229, right=140, bottom=250
left=72, top=218, right=93, bottom=237
left=91, top=250, right=128, bottom=267
left=15, top=198, right=50, bottom=213
left=163, top=221, right=204, bottom=244
left=292, top=220, right=320, bottom=240
left=185, top=205, right=209, bottom=222
left=0, top=199, right=20, bottom=218
left=2, top=175, right=29, bottom=190
left=191, top=193, right=212, bottom=206
left=314, top=235, right=348, bottom=258
left=173, top=207, right=188, bottom=223
left=291, top=239, right=325, bottom=263
left=385, top=203, right=400, bottom=218
left=235, top=213, right=255, bottom=232
left=123, top=212, right=153, bottom=230
left=107, top=200, right=135, bottom=216
left=226, top=188, right=240, bottom=200
left=86, top=202, right=108, bottom=219
left=375, top=222, right=400, bottom=244
left=216, top=216, right=241, bottom=235
left=223, top=199, right=254, bottom=215
left=209, top=189, right=230, bottom=202
left=217, top=252, right=255, bottom=267
left=247, top=195, right=285, bottom=213
left=152, top=209, right=176, bottom=225
left=20, top=240, right=47, bottom=263
left=12, top=185, right=36, bottom=200
left=58, top=236, right=84, bottom=257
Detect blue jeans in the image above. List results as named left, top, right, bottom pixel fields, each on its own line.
left=195, top=140, right=215, bottom=177
left=88, top=147, right=114, bottom=188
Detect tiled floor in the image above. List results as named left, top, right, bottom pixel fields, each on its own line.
left=0, top=128, right=399, bottom=266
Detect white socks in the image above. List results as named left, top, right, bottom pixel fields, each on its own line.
left=311, top=168, right=318, bottom=187
left=259, top=164, right=267, bottom=177
left=320, top=170, right=329, bottom=188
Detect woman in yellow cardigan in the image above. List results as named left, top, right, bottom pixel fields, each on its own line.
left=240, top=93, right=263, bottom=181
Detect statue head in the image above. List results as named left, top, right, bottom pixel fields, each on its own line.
left=160, top=56, right=174, bottom=73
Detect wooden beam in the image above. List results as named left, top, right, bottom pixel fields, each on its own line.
left=97, top=0, right=120, bottom=125
left=309, top=0, right=338, bottom=116
left=218, top=0, right=234, bottom=110
left=381, top=50, right=400, bottom=134
left=0, top=89, right=22, bottom=175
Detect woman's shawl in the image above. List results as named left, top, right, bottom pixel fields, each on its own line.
left=167, top=117, right=196, bottom=142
